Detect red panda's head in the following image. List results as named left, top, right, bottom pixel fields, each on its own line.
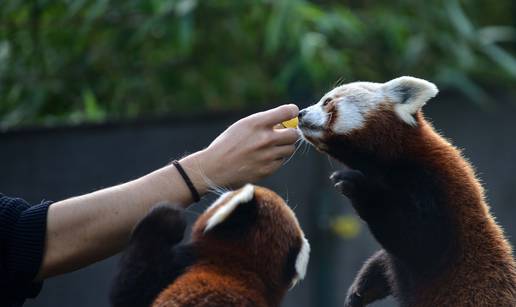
left=298, top=76, right=439, bottom=164
left=191, top=184, right=310, bottom=291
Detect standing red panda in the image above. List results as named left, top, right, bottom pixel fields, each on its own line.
left=110, top=184, right=310, bottom=307
left=298, top=76, right=516, bottom=306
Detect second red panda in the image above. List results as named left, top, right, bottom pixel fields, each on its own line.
left=110, top=184, right=310, bottom=307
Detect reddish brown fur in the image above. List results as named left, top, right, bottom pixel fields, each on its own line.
left=405, top=113, right=516, bottom=306
left=324, top=98, right=340, bottom=129
left=153, top=266, right=268, bottom=307
left=316, top=102, right=516, bottom=306
left=152, top=186, right=305, bottom=307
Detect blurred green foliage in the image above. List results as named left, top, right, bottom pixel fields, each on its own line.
left=1, top=0, right=515, bottom=128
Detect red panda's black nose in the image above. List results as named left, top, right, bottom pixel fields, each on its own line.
left=299, top=109, right=307, bottom=119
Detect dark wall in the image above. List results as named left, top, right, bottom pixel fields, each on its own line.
left=1, top=96, right=515, bottom=307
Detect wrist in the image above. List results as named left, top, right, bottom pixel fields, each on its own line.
left=178, top=149, right=214, bottom=197
left=171, top=160, right=201, bottom=202
left=138, top=149, right=221, bottom=207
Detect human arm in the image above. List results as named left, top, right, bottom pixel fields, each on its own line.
left=35, top=104, right=299, bottom=280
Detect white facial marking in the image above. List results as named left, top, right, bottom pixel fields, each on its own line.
left=383, top=76, right=438, bottom=125
left=332, top=100, right=365, bottom=134
left=297, top=103, right=326, bottom=146
left=290, top=235, right=310, bottom=289
left=300, top=82, right=383, bottom=137
left=331, top=83, right=384, bottom=134
left=204, top=184, right=255, bottom=233
left=298, top=126, right=323, bottom=142
left=301, top=104, right=327, bottom=129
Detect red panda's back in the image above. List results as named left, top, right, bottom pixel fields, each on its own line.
left=153, top=266, right=268, bottom=307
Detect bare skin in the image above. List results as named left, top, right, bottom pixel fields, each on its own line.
left=35, top=104, right=299, bottom=280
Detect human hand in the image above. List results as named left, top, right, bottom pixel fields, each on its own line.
left=181, top=104, right=299, bottom=191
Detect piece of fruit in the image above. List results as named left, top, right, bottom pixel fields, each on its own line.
left=281, top=117, right=298, bottom=128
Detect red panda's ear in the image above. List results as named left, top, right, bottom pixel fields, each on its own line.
left=290, top=236, right=310, bottom=289
left=203, top=184, right=256, bottom=234
left=382, top=76, right=439, bottom=126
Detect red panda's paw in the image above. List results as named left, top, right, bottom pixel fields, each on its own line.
left=344, top=291, right=364, bottom=307
left=330, top=169, right=367, bottom=200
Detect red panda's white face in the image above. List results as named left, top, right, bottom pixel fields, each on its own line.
left=191, top=184, right=310, bottom=290
left=298, top=76, right=438, bottom=153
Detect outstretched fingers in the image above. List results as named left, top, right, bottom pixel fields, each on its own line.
left=252, top=104, right=299, bottom=128
left=272, top=127, right=299, bottom=146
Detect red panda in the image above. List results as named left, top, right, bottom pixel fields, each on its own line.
left=297, top=76, right=516, bottom=306
left=110, top=184, right=310, bottom=307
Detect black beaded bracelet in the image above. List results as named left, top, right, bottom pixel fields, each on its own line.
left=172, top=160, right=201, bottom=202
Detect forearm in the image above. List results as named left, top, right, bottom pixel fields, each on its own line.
left=35, top=104, right=298, bottom=280
left=36, top=151, right=211, bottom=280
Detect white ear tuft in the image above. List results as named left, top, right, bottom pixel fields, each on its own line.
left=204, top=184, right=255, bottom=233
left=383, top=76, right=438, bottom=125
left=290, top=236, right=310, bottom=289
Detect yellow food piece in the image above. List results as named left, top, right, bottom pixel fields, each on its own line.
left=281, top=117, right=299, bottom=128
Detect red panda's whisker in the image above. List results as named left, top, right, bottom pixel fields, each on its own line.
left=282, top=139, right=304, bottom=166
left=326, top=155, right=335, bottom=168
left=184, top=162, right=230, bottom=196
left=301, top=142, right=311, bottom=156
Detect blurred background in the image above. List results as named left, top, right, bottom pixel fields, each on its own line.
left=1, top=0, right=515, bottom=306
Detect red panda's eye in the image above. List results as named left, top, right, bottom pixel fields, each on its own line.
left=323, top=98, right=331, bottom=106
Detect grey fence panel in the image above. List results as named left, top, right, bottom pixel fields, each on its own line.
left=1, top=96, right=515, bottom=307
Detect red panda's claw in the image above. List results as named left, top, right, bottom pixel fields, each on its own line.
left=344, top=291, right=364, bottom=307
left=330, top=170, right=366, bottom=198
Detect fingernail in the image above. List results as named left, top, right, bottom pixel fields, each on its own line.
left=287, top=104, right=299, bottom=116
